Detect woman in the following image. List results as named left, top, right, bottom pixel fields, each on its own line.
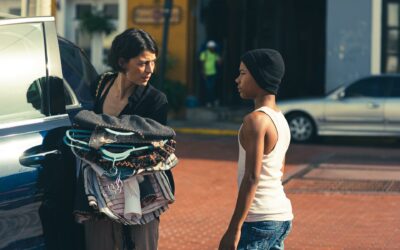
left=85, top=28, right=173, bottom=250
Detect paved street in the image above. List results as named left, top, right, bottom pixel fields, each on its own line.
left=158, top=134, right=400, bottom=249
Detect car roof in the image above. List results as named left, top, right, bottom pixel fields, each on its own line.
left=0, top=15, right=54, bottom=25
left=347, top=74, right=400, bottom=86
left=366, top=74, right=400, bottom=78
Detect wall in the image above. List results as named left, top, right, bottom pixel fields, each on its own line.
left=52, top=0, right=57, bottom=17
left=325, top=0, right=373, bottom=92
left=127, top=0, right=189, bottom=85
left=0, top=0, right=21, bottom=15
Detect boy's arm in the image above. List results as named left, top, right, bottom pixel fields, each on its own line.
left=219, top=112, right=269, bottom=250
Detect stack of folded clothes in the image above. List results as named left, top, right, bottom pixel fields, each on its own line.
left=64, top=110, right=178, bottom=225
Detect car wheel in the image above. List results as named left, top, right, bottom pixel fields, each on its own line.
left=286, top=113, right=316, bottom=143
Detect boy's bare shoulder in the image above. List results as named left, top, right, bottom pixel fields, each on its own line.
left=242, top=111, right=272, bottom=134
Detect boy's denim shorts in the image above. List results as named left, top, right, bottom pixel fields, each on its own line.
left=238, top=220, right=292, bottom=250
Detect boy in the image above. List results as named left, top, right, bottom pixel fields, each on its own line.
left=219, top=49, right=293, bottom=250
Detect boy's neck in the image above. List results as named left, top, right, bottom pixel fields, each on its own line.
left=254, top=94, right=278, bottom=111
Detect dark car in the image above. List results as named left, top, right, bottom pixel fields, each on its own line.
left=0, top=16, right=97, bottom=249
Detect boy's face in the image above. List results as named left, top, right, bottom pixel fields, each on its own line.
left=235, top=62, right=261, bottom=99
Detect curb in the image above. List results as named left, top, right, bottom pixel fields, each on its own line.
left=173, top=127, right=238, bottom=136
left=282, top=164, right=309, bottom=184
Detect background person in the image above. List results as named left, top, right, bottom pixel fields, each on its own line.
left=199, top=40, right=221, bottom=107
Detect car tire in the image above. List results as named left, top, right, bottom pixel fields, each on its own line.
left=286, top=112, right=316, bottom=143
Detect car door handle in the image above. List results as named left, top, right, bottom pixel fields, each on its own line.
left=19, top=148, right=61, bottom=167
left=367, top=102, right=380, bottom=108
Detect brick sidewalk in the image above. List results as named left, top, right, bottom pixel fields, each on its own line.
left=159, top=159, right=400, bottom=249
left=158, top=134, right=400, bottom=249
left=159, top=158, right=237, bottom=250
left=285, top=193, right=400, bottom=249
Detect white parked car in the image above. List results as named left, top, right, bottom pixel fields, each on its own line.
left=278, top=75, right=400, bottom=142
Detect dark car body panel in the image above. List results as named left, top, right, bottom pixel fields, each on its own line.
left=0, top=16, right=97, bottom=249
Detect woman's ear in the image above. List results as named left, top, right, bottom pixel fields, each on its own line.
left=118, top=58, right=126, bottom=70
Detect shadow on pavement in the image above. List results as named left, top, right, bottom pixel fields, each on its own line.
left=175, top=133, right=237, bottom=161
left=319, top=136, right=400, bottom=148
left=175, top=133, right=400, bottom=166
left=286, top=136, right=400, bottom=165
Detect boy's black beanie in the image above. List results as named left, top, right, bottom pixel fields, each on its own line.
left=241, top=49, right=285, bottom=95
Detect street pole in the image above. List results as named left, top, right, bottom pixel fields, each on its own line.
left=158, top=0, right=173, bottom=90
left=36, top=0, right=52, bottom=16
left=21, top=0, right=29, bottom=16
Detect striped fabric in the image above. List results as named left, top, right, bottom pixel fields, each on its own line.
left=75, top=160, right=175, bottom=225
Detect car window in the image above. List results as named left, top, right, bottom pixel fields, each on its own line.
left=0, top=22, right=47, bottom=124
left=59, top=37, right=97, bottom=108
left=64, top=81, right=74, bottom=105
left=345, top=78, right=389, bottom=98
left=389, top=79, right=400, bottom=97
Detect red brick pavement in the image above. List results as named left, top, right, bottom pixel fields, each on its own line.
left=159, top=159, right=400, bottom=249
left=158, top=134, right=400, bottom=249
left=285, top=193, right=400, bottom=249
left=159, top=158, right=237, bottom=250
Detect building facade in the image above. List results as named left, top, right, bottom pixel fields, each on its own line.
left=199, top=0, right=398, bottom=104
left=55, top=0, right=194, bottom=88
left=2, top=0, right=399, bottom=106
left=326, top=0, right=381, bottom=93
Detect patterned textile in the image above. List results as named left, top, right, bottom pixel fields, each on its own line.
left=74, top=162, right=174, bottom=225
left=66, top=111, right=178, bottom=225
left=73, top=110, right=175, bottom=139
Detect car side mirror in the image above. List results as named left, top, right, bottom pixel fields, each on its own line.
left=337, top=91, right=345, bottom=99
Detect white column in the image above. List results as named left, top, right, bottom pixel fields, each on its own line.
left=371, top=0, right=382, bottom=74
left=21, top=0, right=29, bottom=17
left=91, top=4, right=105, bottom=73
left=36, top=0, right=52, bottom=16
left=118, top=0, right=127, bottom=32
left=56, top=0, right=66, bottom=36
left=91, top=32, right=105, bottom=72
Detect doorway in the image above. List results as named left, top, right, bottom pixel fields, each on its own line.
left=200, top=0, right=326, bottom=106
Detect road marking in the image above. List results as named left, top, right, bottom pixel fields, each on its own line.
left=319, top=163, right=400, bottom=171
left=305, top=168, right=400, bottom=181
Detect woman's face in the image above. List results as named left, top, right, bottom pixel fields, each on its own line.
left=122, top=50, right=156, bottom=86
left=235, top=62, right=260, bottom=99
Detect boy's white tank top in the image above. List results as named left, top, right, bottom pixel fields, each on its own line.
left=237, top=106, right=293, bottom=222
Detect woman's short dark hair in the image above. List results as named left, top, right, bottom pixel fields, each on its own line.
left=108, top=28, right=158, bottom=72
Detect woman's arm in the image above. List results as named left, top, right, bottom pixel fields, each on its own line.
left=146, top=90, right=168, bottom=125
left=151, top=102, right=168, bottom=125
